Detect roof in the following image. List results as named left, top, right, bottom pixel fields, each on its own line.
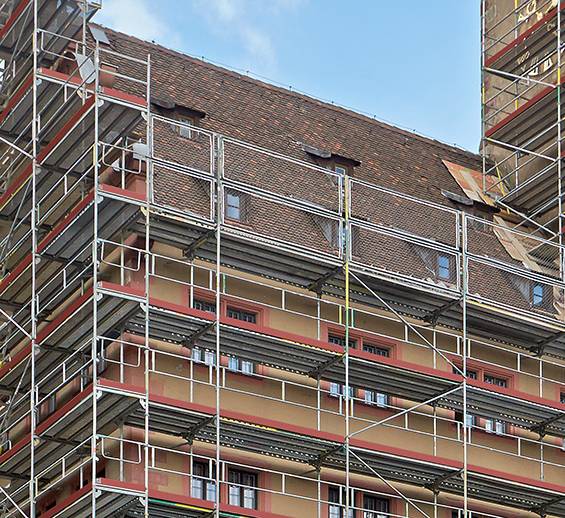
left=91, top=23, right=483, bottom=209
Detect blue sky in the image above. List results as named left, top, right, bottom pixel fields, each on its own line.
left=94, top=1, right=481, bottom=153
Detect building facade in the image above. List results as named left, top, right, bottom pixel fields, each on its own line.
left=1, top=1, right=565, bottom=518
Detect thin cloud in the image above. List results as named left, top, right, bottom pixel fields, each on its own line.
left=94, top=0, right=181, bottom=49
left=192, top=0, right=306, bottom=75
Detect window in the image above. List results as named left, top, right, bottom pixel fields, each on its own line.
left=531, top=283, right=552, bottom=311
left=329, top=383, right=355, bottom=399
left=328, top=487, right=355, bottom=518
left=560, top=393, right=565, bottom=404
left=194, top=299, right=216, bottom=313
left=178, top=114, right=195, bottom=138
left=227, top=357, right=254, bottom=375
left=438, top=255, right=451, bottom=280
left=362, top=344, right=390, bottom=357
left=329, top=334, right=356, bottom=348
left=363, top=344, right=389, bottom=407
left=363, top=495, right=389, bottom=518
left=483, top=374, right=508, bottom=388
left=204, top=349, right=216, bottom=366
left=227, top=307, right=257, bottom=323
left=228, top=470, right=257, bottom=509
left=191, top=462, right=216, bottom=501
left=227, top=193, right=241, bottom=220
left=365, top=390, right=387, bottom=408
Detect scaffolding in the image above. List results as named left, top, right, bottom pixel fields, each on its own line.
left=0, top=0, right=564, bottom=517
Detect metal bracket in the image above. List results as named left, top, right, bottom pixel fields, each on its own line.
left=181, top=322, right=215, bottom=348
left=423, top=297, right=463, bottom=327
left=308, top=444, right=343, bottom=472
left=307, top=354, right=344, bottom=379
left=529, top=330, right=565, bottom=357
left=307, top=266, right=343, bottom=297
left=424, top=468, right=463, bottom=494
left=530, top=412, right=565, bottom=438
left=179, top=415, right=216, bottom=446
left=183, top=229, right=216, bottom=260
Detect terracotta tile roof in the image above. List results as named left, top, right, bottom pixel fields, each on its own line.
left=93, top=24, right=483, bottom=209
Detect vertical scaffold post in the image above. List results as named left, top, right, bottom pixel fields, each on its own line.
left=144, top=50, right=152, bottom=518
left=462, top=211, right=469, bottom=518
left=92, top=17, right=101, bottom=518
left=344, top=171, right=351, bottom=518
left=30, top=0, right=39, bottom=516
left=215, top=134, right=223, bottom=518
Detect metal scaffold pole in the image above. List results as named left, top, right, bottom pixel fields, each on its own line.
left=92, top=18, right=101, bottom=518
left=345, top=172, right=351, bottom=518
left=215, top=134, right=223, bottom=518
left=30, top=0, right=39, bottom=516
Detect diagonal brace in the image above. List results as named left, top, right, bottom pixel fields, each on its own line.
left=308, top=444, right=343, bottom=472
left=424, top=468, right=463, bottom=494
left=530, top=412, right=565, bottom=438
left=349, top=384, right=463, bottom=438
left=183, top=229, right=216, bottom=260
left=308, top=354, right=344, bottom=379
left=350, top=272, right=462, bottom=375
left=180, top=416, right=216, bottom=445
left=307, top=266, right=343, bottom=297
left=182, top=322, right=215, bottom=348
left=423, top=297, right=463, bottom=326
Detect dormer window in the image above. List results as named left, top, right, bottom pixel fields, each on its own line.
left=227, top=192, right=243, bottom=220
left=438, top=255, right=451, bottom=280
left=178, top=114, right=195, bottom=138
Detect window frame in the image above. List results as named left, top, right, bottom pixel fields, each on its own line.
left=227, top=469, right=258, bottom=509
left=191, top=461, right=216, bottom=502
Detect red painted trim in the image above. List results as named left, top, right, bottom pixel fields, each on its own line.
left=100, top=183, right=146, bottom=202
left=0, top=164, right=32, bottom=212
left=0, top=433, right=30, bottom=464
left=148, top=488, right=214, bottom=511
left=466, top=377, right=565, bottom=411
left=0, top=343, right=31, bottom=379
left=0, top=253, right=32, bottom=295
left=38, top=482, right=92, bottom=518
left=98, top=477, right=144, bottom=492
left=100, top=85, right=147, bottom=107
left=485, top=6, right=561, bottom=67
left=0, top=97, right=96, bottom=210
left=36, top=287, right=94, bottom=344
left=467, top=462, right=565, bottom=493
left=0, top=75, right=33, bottom=124
left=98, top=378, right=145, bottom=395
left=38, top=96, right=95, bottom=163
left=348, top=347, right=461, bottom=382
left=485, top=82, right=557, bottom=138
left=0, top=0, right=31, bottom=41
left=38, top=68, right=83, bottom=86
left=36, top=384, right=93, bottom=434
left=0, top=385, right=94, bottom=464
left=99, top=281, right=145, bottom=299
